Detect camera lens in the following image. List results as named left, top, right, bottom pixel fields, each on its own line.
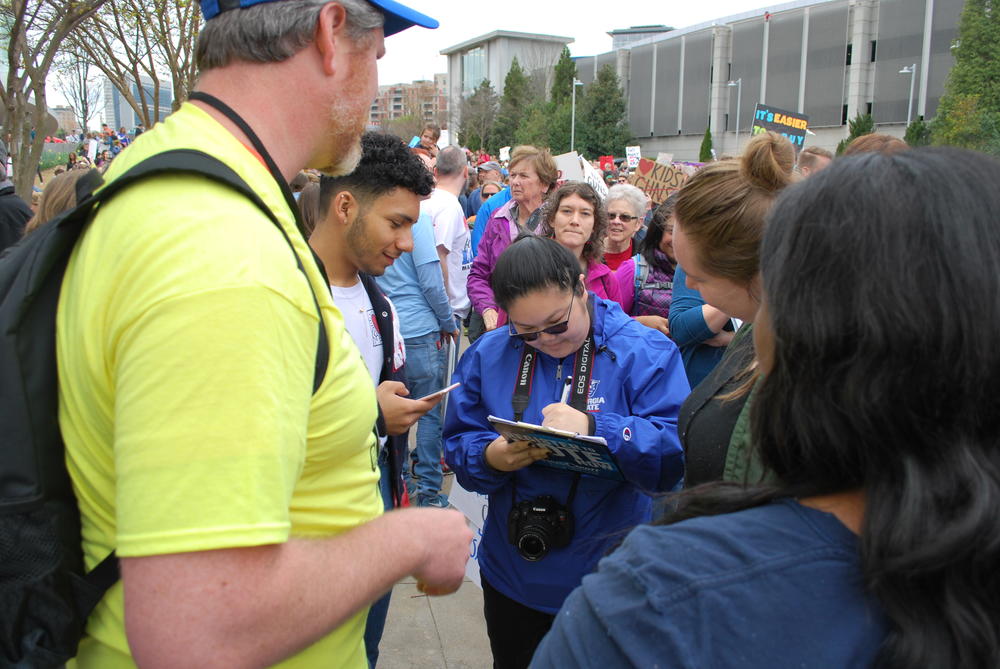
left=517, top=531, right=548, bottom=561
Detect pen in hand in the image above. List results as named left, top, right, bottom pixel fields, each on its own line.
left=559, top=376, right=572, bottom=404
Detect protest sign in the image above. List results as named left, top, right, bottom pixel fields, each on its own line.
left=656, top=152, right=674, bottom=166
left=627, top=158, right=686, bottom=204
left=626, top=146, right=642, bottom=169
left=499, top=146, right=511, bottom=163
left=599, top=155, right=615, bottom=172
left=750, top=103, right=809, bottom=150
left=553, top=151, right=584, bottom=184
left=448, top=482, right=488, bottom=588
left=582, top=158, right=609, bottom=199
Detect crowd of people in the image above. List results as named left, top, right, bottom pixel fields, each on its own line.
left=2, top=1, right=997, bottom=668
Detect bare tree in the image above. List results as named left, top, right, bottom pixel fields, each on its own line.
left=54, top=45, right=102, bottom=133
left=0, top=0, right=109, bottom=196
left=459, top=80, right=498, bottom=151
left=68, top=0, right=200, bottom=129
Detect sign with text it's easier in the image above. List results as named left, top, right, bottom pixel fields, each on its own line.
left=750, top=103, right=809, bottom=150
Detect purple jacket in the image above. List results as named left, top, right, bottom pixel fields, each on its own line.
left=467, top=200, right=520, bottom=322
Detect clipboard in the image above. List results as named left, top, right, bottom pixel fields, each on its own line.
left=487, top=415, right=623, bottom=481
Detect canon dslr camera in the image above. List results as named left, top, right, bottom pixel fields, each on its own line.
left=507, top=495, right=574, bottom=561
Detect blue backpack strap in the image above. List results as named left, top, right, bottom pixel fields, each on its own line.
left=633, top=254, right=648, bottom=304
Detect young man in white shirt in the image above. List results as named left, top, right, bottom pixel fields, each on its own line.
left=308, top=131, right=447, bottom=667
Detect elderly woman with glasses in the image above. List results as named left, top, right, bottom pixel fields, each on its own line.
left=444, top=235, right=689, bottom=669
left=602, top=184, right=648, bottom=271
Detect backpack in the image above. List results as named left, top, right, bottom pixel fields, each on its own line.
left=633, top=254, right=674, bottom=315
left=0, top=149, right=328, bottom=668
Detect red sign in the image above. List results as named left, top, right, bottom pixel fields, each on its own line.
left=599, top=155, right=615, bottom=172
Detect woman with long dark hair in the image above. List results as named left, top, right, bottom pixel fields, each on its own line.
left=533, top=147, right=1000, bottom=667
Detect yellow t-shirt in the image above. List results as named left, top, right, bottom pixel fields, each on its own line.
left=58, top=103, right=381, bottom=667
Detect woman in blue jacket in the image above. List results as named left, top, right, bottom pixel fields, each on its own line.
left=444, top=236, right=689, bottom=669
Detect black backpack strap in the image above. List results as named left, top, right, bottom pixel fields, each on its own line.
left=82, top=149, right=329, bottom=394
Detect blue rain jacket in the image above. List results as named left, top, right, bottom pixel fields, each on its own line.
left=444, top=295, right=689, bottom=613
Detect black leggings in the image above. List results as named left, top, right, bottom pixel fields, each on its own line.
left=482, top=576, right=556, bottom=669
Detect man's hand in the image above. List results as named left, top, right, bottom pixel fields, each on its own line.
left=635, top=314, right=670, bottom=336
left=405, top=508, right=472, bottom=596
left=484, top=435, right=548, bottom=472
left=541, top=403, right=590, bottom=435
left=376, top=381, right=443, bottom=436
left=440, top=327, right=459, bottom=345
left=482, top=308, right=499, bottom=331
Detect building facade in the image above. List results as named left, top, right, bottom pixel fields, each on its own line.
left=369, top=74, right=448, bottom=129
left=51, top=106, right=77, bottom=134
left=441, top=30, right=574, bottom=136
left=574, top=0, right=961, bottom=159
left=102, top=74, right=173, bottom=132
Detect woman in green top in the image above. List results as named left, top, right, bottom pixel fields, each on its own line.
left=672, top=132, right=796, bottom=487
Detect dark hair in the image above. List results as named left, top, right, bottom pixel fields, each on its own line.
left=640, top=191, right=678, bottom=267
left=319, top=131, right=434, bottom=214
left=422, top=123, right=441, bottom=142
left=537, top=182, right=609, bottom=266
left=296, top=181, right=321, bottom=237
left=664, top=147, right=1000, bottom=668
left=491, top=235, right=583, bottom=311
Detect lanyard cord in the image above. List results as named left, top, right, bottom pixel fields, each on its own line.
left=187, top=91, right=330, bottom=390
left=508, top=296, right=596, bottom=506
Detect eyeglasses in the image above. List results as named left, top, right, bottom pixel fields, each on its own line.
left=608, top=212, right=638, bottom=223
left=508, top=296, right=575, bottom=342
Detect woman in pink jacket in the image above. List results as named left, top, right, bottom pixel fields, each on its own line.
left=535, top=182, right=622, bottom=307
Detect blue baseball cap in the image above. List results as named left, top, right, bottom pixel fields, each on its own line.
left=201, top=0, right=439, bottom=36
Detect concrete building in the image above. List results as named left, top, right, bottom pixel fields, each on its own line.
left=370, top=74, right=448, bottom=129
left=575, top=0, right=962, bottom=160
left=608, top=25, right=674, bottom=50
left=51, top=106, right=78, bottom=134
left=441, top=30, right=573, bottom=136
left=102, top=74, right=173, bottom=132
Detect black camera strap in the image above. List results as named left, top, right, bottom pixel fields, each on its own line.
left=508, top=296, right=595, bottom=506
left=511, top=297, right=595, bottom=421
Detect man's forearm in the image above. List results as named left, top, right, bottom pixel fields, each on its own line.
left=124, top=508, right=468, bottom=668
left=415, top=261, right=454, bottom=327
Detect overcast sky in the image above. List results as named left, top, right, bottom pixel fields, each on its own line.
left=378, top=0, right=777, bottom=85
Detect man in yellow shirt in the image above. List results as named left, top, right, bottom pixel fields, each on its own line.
left=57, top=1, right=471, bottom=667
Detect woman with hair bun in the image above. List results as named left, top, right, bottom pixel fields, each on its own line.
left=535, top=146, right=1000, bottom=669
left=671, top=132, right=796, bottom=487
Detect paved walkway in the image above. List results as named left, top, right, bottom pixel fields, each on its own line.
left=378, top=475, right=492, bottom=669
left=378, top=575, right=491, bottom=669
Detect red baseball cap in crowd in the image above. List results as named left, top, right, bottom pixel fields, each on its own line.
left=200, top=0, right=438, bottom=36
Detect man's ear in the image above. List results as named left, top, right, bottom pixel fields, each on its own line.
left=333, top=190, right=358, bottom=226
left=314, top=2, right=347, bottom=77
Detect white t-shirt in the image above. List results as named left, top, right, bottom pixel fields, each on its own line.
left=329, top=280, right=382, bottom=385
left=426, top=188, right=472, bottom=319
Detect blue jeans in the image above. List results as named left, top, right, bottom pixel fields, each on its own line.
left=363, top=451, right=396, bottom=667
left=403, top=331, right=447, bottom=506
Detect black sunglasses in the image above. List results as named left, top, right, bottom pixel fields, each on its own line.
left=508, top=296, right=575, bottom=342
left=608, top=212, right=639, bottom=223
